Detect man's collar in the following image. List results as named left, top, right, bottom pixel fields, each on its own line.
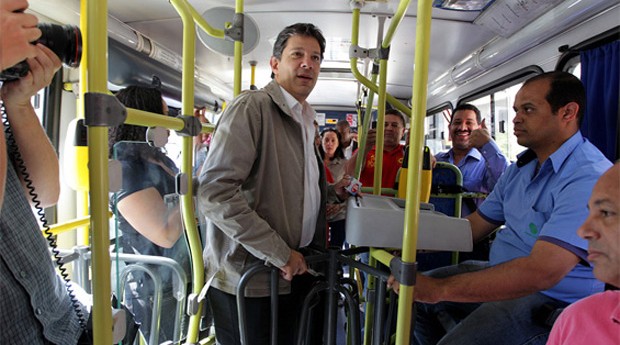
left=516, top=131, right=583, bottom=170
left=516, top=149, right=537, bottom=167
left=279, top=84, right=304, bottom=112
left=452, top=147, right=482, bottom=161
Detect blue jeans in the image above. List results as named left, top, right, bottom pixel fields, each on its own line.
left=413, top=261, right=568, bottom=345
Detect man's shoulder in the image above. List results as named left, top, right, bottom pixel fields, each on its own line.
left=233, top=87, right=274, bottom=105
left=564, top=290, right=619, bottom=316
left=435, top=150, right=451, bottom=160
left=222, top=86, right=283, bottom=123
left=559, top=139, right=612, bottom=180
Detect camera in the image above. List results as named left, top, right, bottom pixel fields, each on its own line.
left=0, top=23, right=82, bottom=81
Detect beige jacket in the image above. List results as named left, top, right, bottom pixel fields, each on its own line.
left=197, top=80, right=328, bottom=297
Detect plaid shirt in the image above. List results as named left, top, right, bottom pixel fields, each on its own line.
left=0, top=159, right=84, bottom=345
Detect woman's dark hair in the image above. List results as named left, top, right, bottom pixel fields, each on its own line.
left=319, top=128, right=345, bottom=161
left=108, top=85, right=167, bottom=159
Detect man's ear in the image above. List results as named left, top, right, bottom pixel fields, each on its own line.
left=561, top=102, right=579, bottom=122
left=269, top=56, right=279, bottom=78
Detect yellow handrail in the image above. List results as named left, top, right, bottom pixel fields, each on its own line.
left=349, top=8, right=411, bottom=118
left=187, top=5, right=226, bottom=39
left=81, top=0, right=113, bottom=342
left=234, top=0, right=244, bottom=96
left=373, top=0, right=411, bottom=196
left=397, top=0, right=433, bottom=344
left=43, top=212, right=113, bottom=236
left=168, top=0, right=206, bottom=343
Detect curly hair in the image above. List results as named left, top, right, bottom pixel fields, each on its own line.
left=108, top=85, right=167, bottom=160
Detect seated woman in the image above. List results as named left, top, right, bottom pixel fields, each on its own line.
left=319, top=128, right=348, bottom=248
left=109, top=85, right=189, bottom=343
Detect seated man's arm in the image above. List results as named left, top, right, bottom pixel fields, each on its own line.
left=479, top=140, right=509, bottom=192
left=468, top=211, right=501, bottom=243
left=415, top=240, right=579, bottom=304
left=469, top=119, right=509, bottom=192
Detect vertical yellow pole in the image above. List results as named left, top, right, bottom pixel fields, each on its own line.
left=373, top=0, right=410, bottom=195
left=169, top=1, right=205, bottom=343
left=348, top=7, right=411, bottom=118
left=233, top=0, right=244, bottom=97
left=81, top=0, right=113, bottom=343
left=396, top=0, right=433, bottom=344
left=372, top=59, right=387, bottom=195
left=250, top=60, right=257, bottom=87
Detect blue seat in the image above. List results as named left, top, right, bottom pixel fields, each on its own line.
left=418, top=162, right=464, bottom=271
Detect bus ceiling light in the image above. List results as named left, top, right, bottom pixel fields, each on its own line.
left=427, top=0, right=618, bottom=101
left=433, top=0, right=494, bottom=12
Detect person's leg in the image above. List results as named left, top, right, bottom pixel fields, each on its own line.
left=207, top=288, right=271, bottom=345
left=413, top=301, right=481, bottom=345
left=436, top=293, right=568, bottom=345
left=279, top=273, right=325, bottom=345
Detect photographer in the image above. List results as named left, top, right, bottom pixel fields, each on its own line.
left=0, top=9, right=88, bottom=344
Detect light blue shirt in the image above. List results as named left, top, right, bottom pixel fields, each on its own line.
left=478, top=131, right=612, bottom=303
left=436, top=140, right=509, bottom=215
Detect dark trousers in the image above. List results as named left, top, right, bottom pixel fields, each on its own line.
left=208, top=274, right=324, bottom=345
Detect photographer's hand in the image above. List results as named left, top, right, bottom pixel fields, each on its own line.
left=0, top=0, right=41, bottom=70
left=1, top=44, right=61, bottom=106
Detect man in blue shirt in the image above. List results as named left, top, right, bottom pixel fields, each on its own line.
left=404, top=71, right=612, bottom=345
left=434, top=104, right=510, bottom=263
left=435, top=103, right=509, bottom=216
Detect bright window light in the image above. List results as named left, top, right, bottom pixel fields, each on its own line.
left=433, top=0, right=494, bottom=11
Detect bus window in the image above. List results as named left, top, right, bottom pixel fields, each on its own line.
left=568, top=62, right=581, bottom=79
left=467, top=83, right=526, bottom=162
left=425, top=105, right=451, bottom=155
left=32, top=88, right=45, bottom=124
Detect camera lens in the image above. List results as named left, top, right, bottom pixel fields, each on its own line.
left=37, top=23, right=82, bottom=68
left=0, top=23, right=82, bottom=81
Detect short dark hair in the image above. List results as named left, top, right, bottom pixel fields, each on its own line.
left=273, top=23, right=326, bottom=60
left=336, top=119, right=351, bottom=129
left=451, top=104, right=481, bottom=124
left=523, top=71, right=586, bottom=125
left=271, top=23, right=326, bottom=79
left=385, top=108, right=406, bottom=128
